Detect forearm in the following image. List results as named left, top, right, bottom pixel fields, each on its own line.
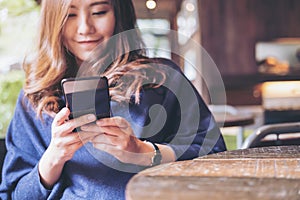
left=157, top=143, right=176, bottom=163
left=38, top=148, right=65, bottom=189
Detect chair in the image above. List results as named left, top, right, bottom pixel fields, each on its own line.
left=242, top=122, right=300, bottom=149
left=208, top=104, right=255, bottom=149
left=0, top=138, right=6, bottom=181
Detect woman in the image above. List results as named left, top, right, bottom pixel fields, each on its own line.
left=0, top=0, right=226, bottom=199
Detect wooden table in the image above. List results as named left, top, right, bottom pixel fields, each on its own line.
left=126, top=145, right=300, bottom=200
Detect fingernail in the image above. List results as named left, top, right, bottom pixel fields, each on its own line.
left=62, top=107, right=68, bottom=113
left=87, top=114, right=96, bottom=121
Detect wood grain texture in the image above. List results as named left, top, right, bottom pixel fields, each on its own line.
left=127, top=176, right=300, bottom=200
left=138, top=158, right=300, bottom=179
left=197, top=145, right=300, bottom=159
left=126, top=146, right=300, bottom=200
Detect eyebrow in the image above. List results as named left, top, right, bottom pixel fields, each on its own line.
left=70, top=1, right=110, bottom=9
left=90, top=1, right=110, bottom=7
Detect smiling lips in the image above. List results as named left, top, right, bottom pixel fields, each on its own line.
left=77, top=39, right=102, bottom=49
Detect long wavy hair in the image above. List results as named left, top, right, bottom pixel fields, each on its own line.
left=24, top=0, right=166, bottom=117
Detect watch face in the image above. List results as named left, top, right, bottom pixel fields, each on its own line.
left=148, top=141, right=162, bottom=166
left=153, top=152, right=162, bottom=165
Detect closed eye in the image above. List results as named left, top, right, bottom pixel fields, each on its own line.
left=93, top=11, right=107, bottom=16
left=68, top=13, right=77, bottom=18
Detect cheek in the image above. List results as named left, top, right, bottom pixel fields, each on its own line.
left=62, top=24, right=73, bottom=47
left=62, top=36, right=68, bottom=49
left=61, top=31, right=68, bottom=48
left=108, top=18, right=116, bottom=35
left=101, top=15, right=115, bottom=37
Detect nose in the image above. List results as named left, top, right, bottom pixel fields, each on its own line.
left=77, top=16, right=95, bottom=35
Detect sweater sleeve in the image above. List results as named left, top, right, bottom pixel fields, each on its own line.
left=166, top=86, right=226, bottom=160
left=0, top=90, right=64, bottom=200
left=144, top=58, right=227, bottom=160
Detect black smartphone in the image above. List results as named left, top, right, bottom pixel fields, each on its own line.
left=61, top=76, right=110, bottom=120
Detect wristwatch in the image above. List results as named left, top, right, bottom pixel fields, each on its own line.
left=149, top=142, right=162, bottom=166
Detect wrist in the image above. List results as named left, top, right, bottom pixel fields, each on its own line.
left=45, top=145, right=67, bottom=166
left=38, top=148, right=66, bottom=189
left=143, top=140, right=162, bottom=167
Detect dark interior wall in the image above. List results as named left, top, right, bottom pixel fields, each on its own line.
left=198, top=0, right=300, bottom=105
left=199, top=0, right=300, bottom=76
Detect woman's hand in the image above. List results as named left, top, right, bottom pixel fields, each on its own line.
left=81, top=116, right=156, bottom=165
left=38, top=107, right=97, bottom=189
left=48, top=107, right=97, bottom=163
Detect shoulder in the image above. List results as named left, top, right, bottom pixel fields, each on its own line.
left=149, top=57, right=182, bottom=72
left=13, top=90, right=49, bottom=123
left=20, top=90, right=54, bottom=121
left=146, top=57, right=186, bottom=83
left=148, top=58, right=191, bottom=87
left=15, top=89, right=33, bottom=113
left=7, top=90, right=52, bottom=147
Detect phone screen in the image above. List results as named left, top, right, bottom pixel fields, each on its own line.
left=61, top=76, right=110, bottom=119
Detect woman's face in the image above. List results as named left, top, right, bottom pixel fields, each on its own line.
left=62, top=0, right=115, bottom=65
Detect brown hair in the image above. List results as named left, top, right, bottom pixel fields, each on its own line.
left=24, top=0, right=165, bottom=117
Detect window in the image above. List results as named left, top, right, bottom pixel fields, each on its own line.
left=0, top=0, right=39, bottom=136
left=0, top=0, right=39, bottom=73
left=137, top=18, right=171, bottom=59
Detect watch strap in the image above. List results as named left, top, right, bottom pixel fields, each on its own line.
left=145, top=141, right=162, bottom=166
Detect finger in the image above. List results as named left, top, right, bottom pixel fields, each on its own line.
left=52, top=107, right=70, bottom=127
left=73, top=114, right=97, bottom=128
left=91, top=143, right=128, bottom=163
left=95, top=126, right=125, bottom=137
left=96, top=117, right=129, bottom=128
left=82, top=121, right=129, bottom=137
left=52, top=132, right=82, bottom=147
left=78, top=131, right=103, bottom=142
left=64, top=140, right=85, bottom=155
left=92, top=132, right=135, bottom=150
left=91, top=134, right=117, bottom=146
left=92, top=143, right=116, bottom=153
left=60, top=114, right=97, bottom=134
left=80, top=123, right=104, bottom=133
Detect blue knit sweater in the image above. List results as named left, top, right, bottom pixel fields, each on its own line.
left=0, top=59, right=226, bottom=199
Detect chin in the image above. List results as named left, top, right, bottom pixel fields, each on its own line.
left=77, top=54, right=92, bottom=63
